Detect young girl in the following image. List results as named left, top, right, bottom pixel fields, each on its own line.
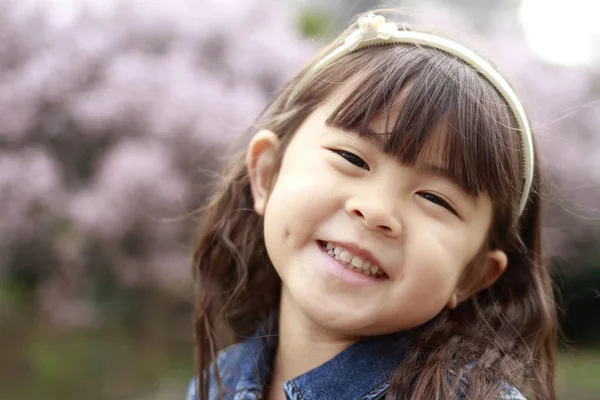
left=187, top=11, right=556, bottom=400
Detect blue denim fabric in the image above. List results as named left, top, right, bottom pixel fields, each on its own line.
left=185, top=318, right=526, bottom=400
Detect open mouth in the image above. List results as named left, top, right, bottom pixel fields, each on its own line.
left=318, top=240, right=387, bottom=279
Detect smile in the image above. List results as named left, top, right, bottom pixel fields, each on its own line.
left=318, top=241, right=386, bottom=279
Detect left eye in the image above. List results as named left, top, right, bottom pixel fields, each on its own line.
left=332, top=150, right=370, bottom=170
left=419, top=192, right=457, bottom=215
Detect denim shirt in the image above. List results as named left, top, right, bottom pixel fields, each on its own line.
left=186, top=319, right=526, bottom=400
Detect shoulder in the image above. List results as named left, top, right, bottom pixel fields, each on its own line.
left=453, top=379, right=527, bottom=400
left=452, top=380, right=527, bottom=400
left=453, top=361, right=527, bottom=400
left=185, top=378, right=198, bottom=400
left=185, top=342, right=250, bottom=400
left=452, top=368, right=527, bottom=400
left=497, top=382, right=527, bottom=400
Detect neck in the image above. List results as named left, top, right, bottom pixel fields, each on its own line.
left=266, top=286, right=359, bottom=398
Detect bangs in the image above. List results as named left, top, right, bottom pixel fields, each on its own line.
left=321, top=45, right=522, bottom=202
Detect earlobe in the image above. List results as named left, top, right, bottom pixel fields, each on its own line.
left=246, top=130, right=280, bottom=215
left=446, top=292, right=459, bottom=310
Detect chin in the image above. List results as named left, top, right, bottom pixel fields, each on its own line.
left=299, top=297, right=381, bottom=334
left=310, top=300, right=440, bottom=336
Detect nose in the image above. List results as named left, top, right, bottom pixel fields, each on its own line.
left=345, top=197, right=402, bottom=237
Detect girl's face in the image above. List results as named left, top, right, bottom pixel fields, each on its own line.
left=249, top=91, right=507, bottom=337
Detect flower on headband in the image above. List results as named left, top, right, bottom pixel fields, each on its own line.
left=344, top=13, right=398, bottom=51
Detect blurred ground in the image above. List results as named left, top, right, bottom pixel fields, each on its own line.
left=1, top=305, right=599, bottom=399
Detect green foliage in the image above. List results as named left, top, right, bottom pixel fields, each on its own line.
left=557, top=350, right=600, bottom=399
left=0, top=291, right=194, bottom=400
left=1, top=288, right=599, bottom=399
left=298, top=9, right=331, bottom=39
left=0, top=281, right=30, bottom=306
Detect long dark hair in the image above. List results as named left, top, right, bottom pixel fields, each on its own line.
left=192, top=12, right=556, bottom=400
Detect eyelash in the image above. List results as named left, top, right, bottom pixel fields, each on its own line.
left=332, top=149, right=458, bottom=216
left=418, top=192, right=457, bottom=215
left=332, top=149, right=370, bottom=170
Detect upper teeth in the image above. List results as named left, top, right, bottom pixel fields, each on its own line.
left=325, top=242, right=383, bottom=277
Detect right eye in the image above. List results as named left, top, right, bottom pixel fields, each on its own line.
left=332, top=150, right=370, bottom=171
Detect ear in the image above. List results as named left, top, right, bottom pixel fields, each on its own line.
left=446, top=249, right=508, bottom=310
left=246, top=129, right=280, bottom=215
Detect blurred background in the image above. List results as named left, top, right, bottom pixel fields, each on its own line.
left=0, top=0, right=598, bottom=399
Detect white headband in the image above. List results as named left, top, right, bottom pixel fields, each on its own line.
left=290, top=13, right=534, bottom=214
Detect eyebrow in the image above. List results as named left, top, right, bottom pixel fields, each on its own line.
left=348, top=127, right=388, bottom=150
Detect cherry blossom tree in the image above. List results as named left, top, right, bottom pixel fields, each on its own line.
left=0, top=0, right=313, bottom=326
left=1, top=0, right=598, bottom=330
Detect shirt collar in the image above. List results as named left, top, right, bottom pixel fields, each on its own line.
left=228, top=314, right=409, bottom=399
left=283, top=332, right=408, bottom=399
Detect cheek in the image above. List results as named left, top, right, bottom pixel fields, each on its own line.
left=263, top=159, right=339, bottom=247
left=416, top=217, right=480, bottom=268
left=398, top=226, right=473, bottom=304
left=404, top=252, right=462, bottom=300
left=266, top=156, right=340, bottom=221
left=382, top=261, right=461, bottom=331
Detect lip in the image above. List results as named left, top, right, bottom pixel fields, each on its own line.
left=319, top=239, right=389, bottom=278
left=316, top=241, right=389, bottom=284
